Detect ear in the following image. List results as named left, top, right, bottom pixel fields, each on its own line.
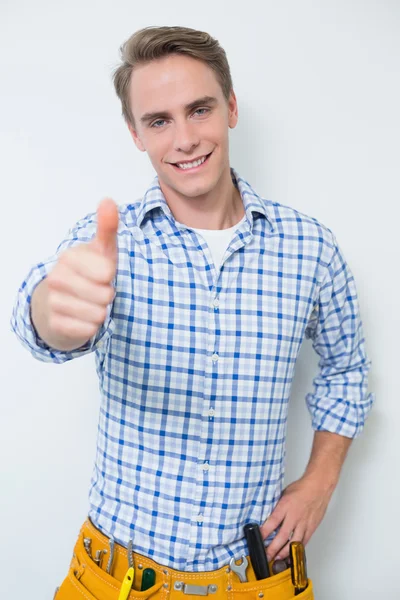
left=127, top=122, right=146, bottom=152
left=228, top=90, right=238, bottom=129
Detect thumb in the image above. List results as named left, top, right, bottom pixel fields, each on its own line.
left=93, top=197, right=119, bottom=259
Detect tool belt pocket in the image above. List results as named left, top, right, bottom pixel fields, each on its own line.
left=68, top=565, right=101, bottom=600
left=72, top=531, right=164, bottom=600
left=228, top=572, right=314, bottom=600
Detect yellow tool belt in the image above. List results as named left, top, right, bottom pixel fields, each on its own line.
left=54, top=518, right=314, bottom=599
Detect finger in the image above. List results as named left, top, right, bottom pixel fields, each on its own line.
left=49, top=313, right=99, bottom=340
left=48, top=290, right=108, bottom=325
left=266, top=520, right=296, bottom=562
left=93, top=198, right=119, bottom=258
left=58, top=247, right=116, bottom=286
left=260, top=504, right=286, bottom=540
left=48, top=265, right=115, bottom=305
left=275, top=525, right=306, bottom=560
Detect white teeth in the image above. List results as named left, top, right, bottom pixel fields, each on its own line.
left=177, top=155, right=207, bottom=169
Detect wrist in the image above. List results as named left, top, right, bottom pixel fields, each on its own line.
left=301, top=468, right=339, bottom=496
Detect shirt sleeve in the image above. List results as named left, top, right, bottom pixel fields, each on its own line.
left=10, top=212, right=117, bottom=364
left=304, top=234, right=375, bottom=438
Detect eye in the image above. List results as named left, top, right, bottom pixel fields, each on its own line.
left=194, top=108, right=210, bottom=116
left=150, top=119, right=167, bottom=128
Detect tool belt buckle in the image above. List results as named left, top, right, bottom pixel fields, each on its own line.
left=174, top=582, right=219, bottom=595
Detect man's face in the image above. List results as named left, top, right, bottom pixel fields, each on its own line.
left=127, top=54, right=238, bottom=200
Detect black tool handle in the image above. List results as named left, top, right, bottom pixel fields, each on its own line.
left=244, top=523, right=271, bottom=579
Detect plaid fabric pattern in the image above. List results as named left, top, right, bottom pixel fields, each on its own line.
left=10, top=168, right=374, bottom=570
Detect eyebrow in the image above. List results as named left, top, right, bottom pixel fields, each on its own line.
left=140, top=95, right=218, bottom=125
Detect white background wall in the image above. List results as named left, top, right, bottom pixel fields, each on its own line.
left=1, top=1, right=398, bottom=598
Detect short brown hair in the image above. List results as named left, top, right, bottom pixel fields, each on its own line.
left=112, top=26, right=234, bottom=128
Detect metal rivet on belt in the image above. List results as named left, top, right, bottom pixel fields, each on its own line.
left=225, top=567, right=230, bottom=573
left=227, top=585, right=232, bottom=591
left=209, top=585, right=218, bottom=593
left=174, top=582, right=183, bottom=590
left=163, top=583, right=169, bottom=588
left=163, top=569, right=169, bottom=575
left=138, top=563, right=143, bottom=569
left=258, top=594, right=264, bottom=598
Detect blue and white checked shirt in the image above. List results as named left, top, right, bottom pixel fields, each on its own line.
left=11, top=168, right=374, bottom=571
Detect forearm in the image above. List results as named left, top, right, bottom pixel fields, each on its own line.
left=302, top=430, right=352, bottom=493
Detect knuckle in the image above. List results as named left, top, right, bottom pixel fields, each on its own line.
left=281, top=524, right=295, bottom=538
left=58, top=248, right=76, bottom=267
left=278, top=497, right=289, bottom=510
left=47, top=270, right=61, bottom=289
left=56, top=250, right=68, bottom=265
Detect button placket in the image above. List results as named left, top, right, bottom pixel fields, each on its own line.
left=185, top=289, right=214, bottom=554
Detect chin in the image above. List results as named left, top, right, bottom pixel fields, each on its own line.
left=176, top=182, right=214, bottom=198
left=159, top=171, right=213, bottom=198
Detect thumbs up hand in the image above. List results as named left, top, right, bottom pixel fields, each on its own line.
left=42, top=198, right=120, bottom=348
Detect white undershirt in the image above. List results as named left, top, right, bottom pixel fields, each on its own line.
left=190, top=214, right=247, bottom=271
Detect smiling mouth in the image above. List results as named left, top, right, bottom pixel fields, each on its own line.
left=170, top=151, right=213, bottom=172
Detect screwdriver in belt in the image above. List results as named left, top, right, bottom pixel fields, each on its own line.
left=289, top=542, right=308, bottom=595
left=243, top=523, right=271, bottom=579
left=118, top=567, right=134, bottom=600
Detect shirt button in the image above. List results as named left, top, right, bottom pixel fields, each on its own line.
left=212, top=298, right=220, bottom=308
left=208, top=408, right=215, bottom=417
left=202, top=462, right=210, bottom=471
left=197, top=514, right=204, bottom=523
left=211, top=353, right=219, bottom=362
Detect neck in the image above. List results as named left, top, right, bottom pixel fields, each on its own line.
left=159, top=167, right=245, bottom=230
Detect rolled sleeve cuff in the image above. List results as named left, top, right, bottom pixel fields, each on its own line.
left=305, top=389, right=376, bottom=438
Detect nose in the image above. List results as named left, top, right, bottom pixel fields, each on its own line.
left=173, top=119, right=200, bottom=154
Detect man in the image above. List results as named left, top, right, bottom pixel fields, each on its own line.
left=11, top=25, right=374, bottom=600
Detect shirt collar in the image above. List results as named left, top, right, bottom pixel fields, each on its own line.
left=136, top=167, right=274, bottom=232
